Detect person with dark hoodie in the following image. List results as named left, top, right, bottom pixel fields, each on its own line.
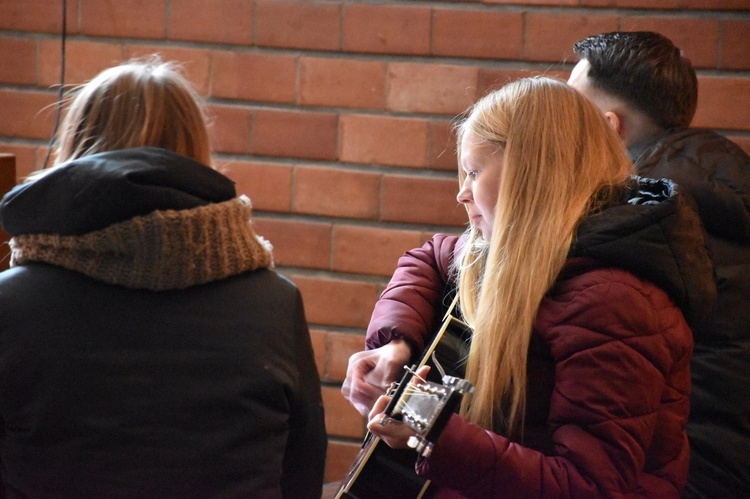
left=568, top=32, right=750, bottom=498
left=0, top=57, right=326, bottom=498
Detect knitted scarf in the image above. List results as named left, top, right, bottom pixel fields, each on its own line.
left=9, top=195, right=273, bottom=291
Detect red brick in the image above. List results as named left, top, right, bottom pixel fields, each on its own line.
left=486, top=0, right=577, bottom=4
left=219, top=160, right=293, bottom=212
left=310, top=329, right=326, bottom=378
left=255, top=0, right=341, bottom=51
left=340, top=115, right=428, bottom=168
left=251, top=217, right=332, bottom=270
left=0, top=0, right=76, bottom=33
left=299, top=57, right=387, bottom=109
left=211, top=51, right=296, bottom=103
left=432, top=8, right=523, bottom=60
left=292, top=275, right=380, bottom=328
left=0, top=37, right=36, bottom=85
left=343, top=4, right=431, bottom=55
left=124, top=45, right=212, bottom=95
left=429, top=120, right=459, bottom=172
left=420, top=227, right=463, bottom=247
left=250, top=109, right=339, bottom=160
left=581, top=0, right=679, bottom=6
left=293, top=166, right=380, bottom=219
left=0, top=144, right=40, bottom=181
left=478, top=68, right=569, bottom=96
left=79, top=0, right=167, bottom=39
left=0, top=90, right=57, bottom=140
left=39, top=40, right=125, bottom=88
left=381, top=174, right=467, bottom=226
left=726, top=135, right=750, bottom=157
left=681, top=0, right=750, bottom=8
left=0, top=151, right=17, bottom=185
left=524, top=13, right=618, bottom=63
left=322, top=386, right=366, bottom=439
left=206, top=105, right=252, bottom=154
left=693, top=76, right=750, bottom=130
left=326, top=331, right=367, bottom=382
left=325, top=440, right=362, bottom=484
left=333, top=226, right=422, bottom=277
left=722, top=20, right=750, bottom=70
left=168, top=0, right=252, bottom=45
left=387, top=63, right=479, bottom=115
left=620, top=16, right=720, bottom=69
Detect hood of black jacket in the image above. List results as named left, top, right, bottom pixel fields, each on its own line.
left=570, top=176, right=716, bottom=326
left=0, top=147, right=236, bottom=236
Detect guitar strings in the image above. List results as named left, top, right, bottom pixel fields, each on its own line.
left=403, top=365, right=428, bottom=384
left=381, top=383, right=440, bottom=428
left=431, top=352, right=447, bottom=380
left=395, top=385, right=443, bottom=421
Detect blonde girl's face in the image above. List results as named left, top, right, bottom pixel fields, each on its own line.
left=457, top=130, right=503, bottom=242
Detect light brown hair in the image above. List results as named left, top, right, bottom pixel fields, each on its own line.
left=51, top=56, right=211, bottom=169
left=455, top=77, right=632, bottom=434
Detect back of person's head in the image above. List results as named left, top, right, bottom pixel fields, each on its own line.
left=455, top=76, right=632, bottom=433
left=53, top=56, right=212, bottom=167
left=572, top=31, right=697, bottom=129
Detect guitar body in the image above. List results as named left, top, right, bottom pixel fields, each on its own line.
left=337, top=299, right=472, bottom=499
left=338, top=435, right=431, bottom=499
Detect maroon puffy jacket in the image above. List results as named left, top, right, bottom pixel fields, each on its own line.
left=366, top=178, right=715, bottom=498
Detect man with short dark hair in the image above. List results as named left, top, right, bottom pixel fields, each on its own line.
left=569, top=31, right=750, bottom=499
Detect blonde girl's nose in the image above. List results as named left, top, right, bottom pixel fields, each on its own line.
left=457, top=178, right=472, bottom=204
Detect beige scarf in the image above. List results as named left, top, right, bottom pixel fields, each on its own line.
left=10, top=195, right=273, bottom=291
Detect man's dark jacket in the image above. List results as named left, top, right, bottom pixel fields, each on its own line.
left=631, top=128, right=750, bottom=499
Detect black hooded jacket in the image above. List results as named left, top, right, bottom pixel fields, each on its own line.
left=0, top=148, right=327, bottom=498
left=630, top=128, right=750, bottom=499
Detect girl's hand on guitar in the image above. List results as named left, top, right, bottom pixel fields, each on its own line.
left=366, top=365, right=431, bottom=449
left=366, top=394, right=414, bottom=449
left=341, top=339, right=412, bottom=416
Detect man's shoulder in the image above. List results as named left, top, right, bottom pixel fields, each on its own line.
left=647, top=128, right=748, bottom=164
left=635, top=128, right=749, bottom=182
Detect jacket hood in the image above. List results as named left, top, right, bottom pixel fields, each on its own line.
left=0, top=147, right=236, bottom=236
left=630, top=128, right=750, bottom=244
left=571, top=176, right=716, bottom=325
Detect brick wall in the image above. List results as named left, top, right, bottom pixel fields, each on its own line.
left=1, top=0, right=748, bottom=484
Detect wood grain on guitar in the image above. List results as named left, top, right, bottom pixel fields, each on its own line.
left=336, top=297, right=472, bottom=499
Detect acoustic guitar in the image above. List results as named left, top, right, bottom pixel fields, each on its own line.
left=336, top=295, right=472, bottom=499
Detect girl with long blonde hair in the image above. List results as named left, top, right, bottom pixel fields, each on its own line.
left=455, top=77, right=632, bottom=434
left=346, top=77, right=715, bottom=497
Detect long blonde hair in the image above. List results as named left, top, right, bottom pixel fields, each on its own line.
left=49, top=56, right=211, bottom=170
left=455, top=77, right=632, bottom=434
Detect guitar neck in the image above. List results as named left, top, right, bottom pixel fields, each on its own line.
left=336, top=294, right=472, bottom=499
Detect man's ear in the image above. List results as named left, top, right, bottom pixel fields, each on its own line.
left=603, top=111, right=622, bottom=136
